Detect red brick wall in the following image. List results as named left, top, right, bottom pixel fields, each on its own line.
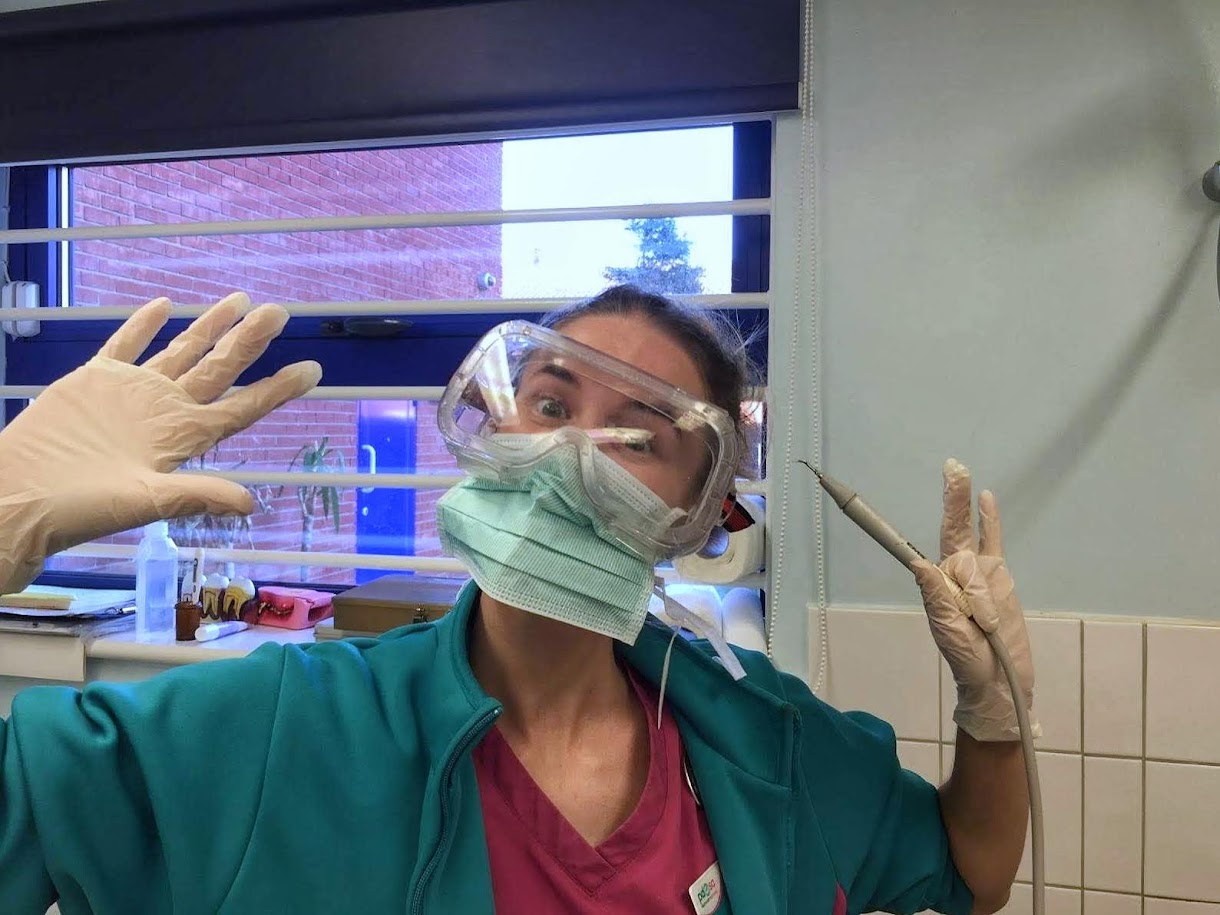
left=54, top=144, right=502, bottom=584
left=413, top=402, right=463, bottom=556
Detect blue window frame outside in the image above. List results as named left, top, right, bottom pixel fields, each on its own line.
left=4, top=166, right=60, bottom=302
left=5, top=165, right=61, bottom=425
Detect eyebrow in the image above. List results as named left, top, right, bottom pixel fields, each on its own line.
left=621, top=399, right=671, bottom=422
left=535, top=363, right=579, bottom=386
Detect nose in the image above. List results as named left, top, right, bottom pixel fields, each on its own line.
left=570, top=403, right=614, bottom=431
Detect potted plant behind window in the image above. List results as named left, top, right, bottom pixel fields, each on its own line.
left=280, top=437, right=346, bottom=580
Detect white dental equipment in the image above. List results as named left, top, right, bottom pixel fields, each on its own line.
left=195, top=620, right=249, bottom=642
left=810, top=464, right=1045, bottom=915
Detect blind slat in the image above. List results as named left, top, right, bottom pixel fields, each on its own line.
left=0, top=293, right=770, bottom=323
left=0, top=385, right=447, bottom=401
left=202, top=471, right=463, bottom=490
left=0, top=199, right=770, bottom=246
left=0, top=462, right=764, bottom=495
left=192, top=471, right=766, bottom=494
left=60, top=543, right=465, bottom=574
left=0, top=384, right=768, bottom=404
left=56, top=543, right=767, bottom=589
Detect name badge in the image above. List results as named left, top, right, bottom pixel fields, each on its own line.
left=688, top=861, right=723, bottom=915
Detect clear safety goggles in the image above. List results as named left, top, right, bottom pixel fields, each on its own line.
left=437, top=321, right=741, bottom=557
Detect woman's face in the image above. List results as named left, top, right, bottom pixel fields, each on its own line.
left=507, top=313, right=713, bottom=510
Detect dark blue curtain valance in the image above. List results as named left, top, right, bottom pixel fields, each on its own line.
left=0, top=0, right=799, bottom=164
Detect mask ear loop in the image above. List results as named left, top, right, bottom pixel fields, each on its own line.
left=652, top=577, right=747, bottom=726
left=653, top=596, right=704, bottom=806
left=657, top=626, right=679, bottom=730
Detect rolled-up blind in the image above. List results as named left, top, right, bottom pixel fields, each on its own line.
left=0, top=0, right=800, bottom=164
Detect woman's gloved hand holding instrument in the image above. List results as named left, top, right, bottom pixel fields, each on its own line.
left=0, top=293, right=321, bottom=594
left=911, top=459, right=1041, bottom=742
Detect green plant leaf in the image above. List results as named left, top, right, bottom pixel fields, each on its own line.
left=284, top=439, right=349, bottom=544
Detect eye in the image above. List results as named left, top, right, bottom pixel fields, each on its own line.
left=623, top=437, right=654, bottom=454
left=603, top=425, right=666, bottom=460
left=530, top=395, right=569, bottom=422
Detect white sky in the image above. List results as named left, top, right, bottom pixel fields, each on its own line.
left=499, top=127, right=734, bottom=299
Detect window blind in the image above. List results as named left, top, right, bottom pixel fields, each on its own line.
left=0, top=0, right=800, bottom=164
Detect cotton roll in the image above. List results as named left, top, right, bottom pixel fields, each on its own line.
left=721, top=587, right=766, bottom=652
left=673, top=495, right=766, bottom=584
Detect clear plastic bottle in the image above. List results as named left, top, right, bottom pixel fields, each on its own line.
left=136, top=521, right=179, bottom=638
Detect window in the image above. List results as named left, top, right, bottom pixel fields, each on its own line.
left=4, top=123, right=771, bottom=590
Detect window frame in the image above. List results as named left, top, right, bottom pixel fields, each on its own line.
left=5, top=120, right=773, bottom=590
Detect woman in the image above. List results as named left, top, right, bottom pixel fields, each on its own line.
left=0, top=286, right=1034, bottom=915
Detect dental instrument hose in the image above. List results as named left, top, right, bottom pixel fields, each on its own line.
left=805, top=463, right=1045, bottom=915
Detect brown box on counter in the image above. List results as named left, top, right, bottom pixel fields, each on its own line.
left=331, top=575, right=465, bottom=634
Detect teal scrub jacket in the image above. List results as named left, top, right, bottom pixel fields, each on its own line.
left=0, top=584, right=972, bottom=915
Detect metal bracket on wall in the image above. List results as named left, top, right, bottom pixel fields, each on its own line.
left=1204, top=161, right=1220, bottom=203
left=1204, top=161, right=1220, bottom=304
left=1, top=281, right=40, bottom=339
left=321, top=318, right=412, bottom=339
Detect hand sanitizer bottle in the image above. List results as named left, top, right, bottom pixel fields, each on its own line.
left=136, top=521, right=179, bottom=638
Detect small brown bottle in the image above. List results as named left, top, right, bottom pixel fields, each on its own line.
left=175, top=598, right=202, bottom=641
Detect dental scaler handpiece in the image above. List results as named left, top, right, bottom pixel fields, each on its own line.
left=803, top=461, right=974, bottom=621
left=801, top=462, right=928, bottom=569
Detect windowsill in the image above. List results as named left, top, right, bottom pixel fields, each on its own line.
left=85, top=625, right=317, bottom=666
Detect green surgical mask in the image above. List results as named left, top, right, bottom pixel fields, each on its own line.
left=436, top=445, right=669, bottom=643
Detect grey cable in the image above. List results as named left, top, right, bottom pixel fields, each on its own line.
left=988, top=629, right=1045, bottom=915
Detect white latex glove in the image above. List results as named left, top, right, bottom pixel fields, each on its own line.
left=0, top=293, right=322, bottom=593
left=911, top=459, right=1041, bottom=743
